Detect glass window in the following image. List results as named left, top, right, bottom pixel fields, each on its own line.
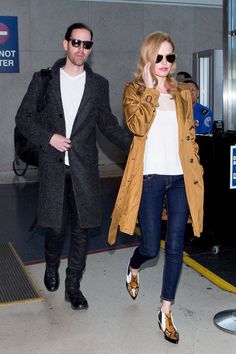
left=199, top=57, right=210, bottom=107
left=224, top=0, right=236, bottom=131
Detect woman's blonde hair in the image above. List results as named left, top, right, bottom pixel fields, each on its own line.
left=134, top=31, right=177, bottom=96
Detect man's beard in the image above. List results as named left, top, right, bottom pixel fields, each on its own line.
left=68, top=53, right=86, bottom=67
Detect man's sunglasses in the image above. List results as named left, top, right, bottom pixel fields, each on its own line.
left=156, top=54, right=176, bottom=64
left=69, top=38, right=93, bottom=50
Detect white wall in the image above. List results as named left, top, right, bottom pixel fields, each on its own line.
left=0, top=0, right=223, bottom=182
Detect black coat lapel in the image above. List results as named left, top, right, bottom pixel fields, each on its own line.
left=71, top=68, right=98, bottom=134
left=76, top=71, right=95, bottom=116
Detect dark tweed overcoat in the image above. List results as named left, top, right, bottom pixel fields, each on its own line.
left=16, top=58, right=130, bottom=229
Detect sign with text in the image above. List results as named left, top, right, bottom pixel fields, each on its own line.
left=0, top=16, right=19, bottom=73
left=230, top=145, right=236, bottom=189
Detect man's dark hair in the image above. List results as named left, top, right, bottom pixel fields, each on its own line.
left=176, top=71, right=192, bottom=79
left=183, top=79, right=199, bottom=90
left=65, top=22, right=93, bottom=41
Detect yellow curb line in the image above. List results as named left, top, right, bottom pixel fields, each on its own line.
left=182, top=251, right=236, bottom=293
left=0, top=297, right=45, bottom=307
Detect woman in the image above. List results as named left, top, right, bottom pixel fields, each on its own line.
left=108, top=31, right=204, bottom=344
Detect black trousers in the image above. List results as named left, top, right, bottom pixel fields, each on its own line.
left=45, top=167, right=89, bottom=290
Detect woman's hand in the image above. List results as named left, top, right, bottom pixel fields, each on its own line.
left=142, top=62, right=154, bottom=88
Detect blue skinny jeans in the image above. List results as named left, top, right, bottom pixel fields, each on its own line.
left=130, top=174, right=189, bottom=302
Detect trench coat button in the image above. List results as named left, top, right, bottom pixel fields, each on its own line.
left=59, top=113, right=63, bottom=118
left=146, top=95, right=152, bottom=103
left=186, top=136, right=190, bottom=140
left=59, top=157, right=63, bottom=163
left=190, top=158, right=194, bottom=163
left=194, top=180, right=198, bottom=184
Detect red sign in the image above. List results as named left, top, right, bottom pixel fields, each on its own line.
left=0, top=23, right=10, bottom=44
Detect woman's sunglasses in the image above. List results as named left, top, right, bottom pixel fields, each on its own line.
left=156, top=54, right=176, bottom=64
left=69, top=37, right=93, bottom=50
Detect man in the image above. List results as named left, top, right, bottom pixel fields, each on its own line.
left=16, top=22, right=131, bottom=310
left=183, top=79, right=213, bottom=134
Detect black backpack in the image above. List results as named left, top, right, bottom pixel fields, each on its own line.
left=13, top=68, right=52, bottom=176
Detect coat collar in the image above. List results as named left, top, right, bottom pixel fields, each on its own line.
left=175, top=86, right=190, bottom=140
left=49, top=58, right=96, bottom=118
left=51, top=58, right=93, bottom=76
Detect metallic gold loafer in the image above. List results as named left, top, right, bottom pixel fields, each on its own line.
left=126, top=265, right=139, bottom=300
left=157, top=311, right=179, bottom=344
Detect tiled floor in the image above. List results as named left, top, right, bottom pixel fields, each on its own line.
left=1, top=248, right=236, bottom=354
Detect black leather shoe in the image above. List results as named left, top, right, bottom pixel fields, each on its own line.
left=44, top=265, right=59, bottom=292
left=65, top=289, right=88, bottom=310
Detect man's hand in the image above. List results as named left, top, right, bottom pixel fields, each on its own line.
left=49, top=134, right=71, bottom=152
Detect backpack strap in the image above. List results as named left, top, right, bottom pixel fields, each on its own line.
left=12, top=157, right=29, bottom=176
left=37, top=67, right=52, bottom=112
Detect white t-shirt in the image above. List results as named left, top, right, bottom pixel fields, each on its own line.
left=60, top=68, right=86, bottom=165
left=143, top=93, right=183, bottom=175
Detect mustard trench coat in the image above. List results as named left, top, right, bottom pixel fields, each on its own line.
left=108, top=82, right=204, bottom=245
